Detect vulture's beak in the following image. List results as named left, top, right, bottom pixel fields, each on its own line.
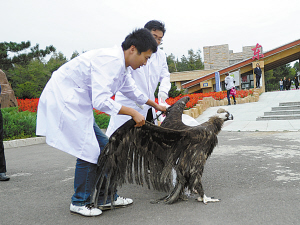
left=227, top=113, right=233, bottom=120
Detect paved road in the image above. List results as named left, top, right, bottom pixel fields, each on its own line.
left=1, top=131, right=299, bottom=225
left=1, top=90, right=300, bottom=224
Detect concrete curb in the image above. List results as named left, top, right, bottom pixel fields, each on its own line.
left=4, top=137, right=46, bottom=149
left=3, top=129, right=107, bottom=149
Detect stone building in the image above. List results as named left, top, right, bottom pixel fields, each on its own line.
left=203, top=44, right=255, bottom=70
left=171, top=44, right=255, bottom=92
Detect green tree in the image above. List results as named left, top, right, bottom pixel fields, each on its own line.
left=6, top=51, right=68, bottom=98
left=168, top=82, right=185, bottom=98
left=166, top=53, right=177, bottom=73
left=293, top=61, right=299, bottom=75
left=46, top=52, right=67, bottom=73
left=0, top=41, right=55, bottom=71
left=273, top=63, right=292, bottom=80
left=177, top=55, right=189, bottom=71
left=265, top=63, right=293, bottom=91
left=194, top=49, right=204, bottom=70
left=8, top=59, right=48, bottom=98
left=166, top=49, right=204, bottom=73
left=70, top=50, right=80, bottom=60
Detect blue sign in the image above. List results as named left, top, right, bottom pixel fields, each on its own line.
left=215, top=72, right=221, bottom=92
left=203, top=83, right=208, bottom=87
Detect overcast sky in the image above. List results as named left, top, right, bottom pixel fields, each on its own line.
left=2, top=0, right=300, bottom=62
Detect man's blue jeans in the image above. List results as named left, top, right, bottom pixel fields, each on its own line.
left=71, top=121, right=117, bottom=206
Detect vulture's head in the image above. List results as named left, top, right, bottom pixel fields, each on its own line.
left=215, top=108, right=233, bottom=121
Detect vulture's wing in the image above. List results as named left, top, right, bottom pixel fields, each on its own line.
left=91, top=118, right=191, bottom=206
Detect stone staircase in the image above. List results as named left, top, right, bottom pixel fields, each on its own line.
left=256, top=102, right=300, bottom=121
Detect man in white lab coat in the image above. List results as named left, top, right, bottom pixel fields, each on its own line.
left=36, top=28, right=166, bottom=217
left=106, top=20, right=171, bottom=137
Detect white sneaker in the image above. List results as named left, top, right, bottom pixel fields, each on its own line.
left=98, top=196, right=133, bottom=210
left=70, top=203, right=102, bottom=217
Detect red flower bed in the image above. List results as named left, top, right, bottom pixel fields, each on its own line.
left=17, top=91, right=253, bottom=113
left=17, top=98, right=39, bottom=112
left=161, top=89, right=253, bottom=109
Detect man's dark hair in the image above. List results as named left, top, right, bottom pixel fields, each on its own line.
left=122, top=28, right=157, bottom=54
left=144, top=20, right=166, bottom=35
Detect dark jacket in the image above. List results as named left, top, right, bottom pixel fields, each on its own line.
left=254, top=67, right=262, bottom=76
left=283, top=79, right=287, bottom=87
left=295, top=78, right=299, bottom=86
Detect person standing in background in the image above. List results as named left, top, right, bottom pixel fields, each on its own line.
left=286, top=78, right=291, bottom=90
left=225, top=73, right=236, bottom=105
left=0, top=84, right=10, bottom=181
left=283, top=77, right=287, bottom=91
left=254, top=63, right=262, bottom=88
left=294, top=76, right=299, bottom=90
left=279, top=79, right=283, bottom=91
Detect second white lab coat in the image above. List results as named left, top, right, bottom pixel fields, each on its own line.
left=106, top=48, right=171, bottom=137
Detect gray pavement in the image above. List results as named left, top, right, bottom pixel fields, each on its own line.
left=1, top=90, right=300, bottom=225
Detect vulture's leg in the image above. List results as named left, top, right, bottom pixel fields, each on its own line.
left=197, top=194, right=220, bottom=204
left=194, top=182, right=220, bottom=204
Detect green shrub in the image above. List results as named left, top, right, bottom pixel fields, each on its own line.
left=94, top=111, right=110, bottom=129
left=1, top=107, right=111, bottom=141
left=2, top=107, right=37, bottom=141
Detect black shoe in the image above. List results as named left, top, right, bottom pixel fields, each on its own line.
left=234, top=102, right=236, bottom=105
left=0, top=173, right=10, bottom=181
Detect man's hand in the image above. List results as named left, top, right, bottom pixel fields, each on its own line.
left=132, top=112, right=145, bottom=127
left=118, top=106, right=145, bottom=127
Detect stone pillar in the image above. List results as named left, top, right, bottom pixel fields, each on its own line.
left=0, top=70, right=18, bottom=108
left=261, top=66, right=265, bottom=92
left=175, top=81, right=181, bottom=90
left=253, top=68, right=256, bottom=88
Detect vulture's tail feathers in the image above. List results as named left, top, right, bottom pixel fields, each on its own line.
left=164, top=182, right=183, bottom=204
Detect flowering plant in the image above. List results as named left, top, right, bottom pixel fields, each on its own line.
left=17, top=90, right=253, bottom=113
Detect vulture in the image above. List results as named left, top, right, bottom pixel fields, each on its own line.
left=91, top=96, right=233, bottom=207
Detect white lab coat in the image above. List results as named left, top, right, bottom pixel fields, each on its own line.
left=36, top=46, right=148, bottom=164
left=225, top=76, right=235, bottom=90
left=106, top=48, right=171, bottom=137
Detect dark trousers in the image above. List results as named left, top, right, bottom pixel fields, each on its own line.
left=0, top=108, right=6, bottom=173
left=146, top=108, right=155, bottom=124
left=256, top=75, right=261, bottom=88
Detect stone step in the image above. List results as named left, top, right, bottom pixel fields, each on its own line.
left=271, top=105, right=300, bottom=111
left=256, top=115, right=300, bottom=121
left=264, top=110, right=300, bottom=116
left=279, top=102, right=300, bottom=106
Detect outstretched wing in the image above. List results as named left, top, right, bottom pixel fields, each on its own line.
left=91, top=119, right=189, bottom=206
